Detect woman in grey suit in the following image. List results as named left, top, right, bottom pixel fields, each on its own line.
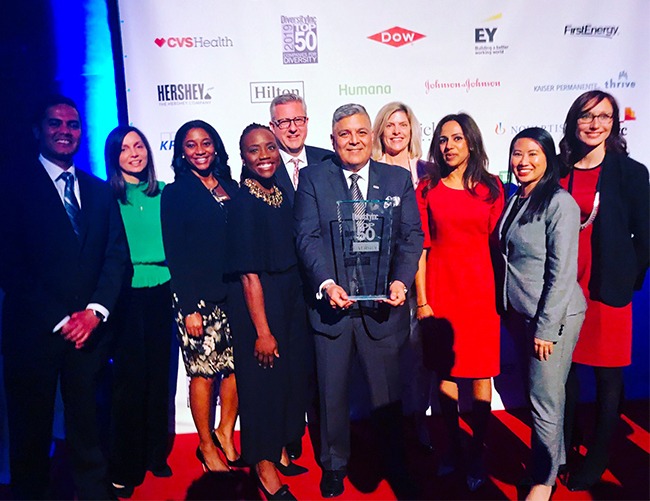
left=499, top=128, right=586, bottom=500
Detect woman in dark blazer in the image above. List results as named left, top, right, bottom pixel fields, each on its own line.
left=161, top=120, right=243, bottom=473
left=558, top=90, right=649, bottom=491
left=499, top=128, right=586, bottom=501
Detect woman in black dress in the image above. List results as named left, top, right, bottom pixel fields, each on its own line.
left=161, top=120, right=243, bottom=473
left=227, top=124, right=311, bottom=500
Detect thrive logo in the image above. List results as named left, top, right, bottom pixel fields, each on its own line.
left=605, top=70, right=636, bottom=90
left=564, top=24, right=619, bottom=38
left=154, top=36, right=233, bottom=48
left=250, top=81, right=305, bottom=104
left=368, top=27, right=425, bottom=47
left=157, top=83, right=213, bottom=106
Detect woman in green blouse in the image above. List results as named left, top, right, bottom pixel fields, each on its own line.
left=105, top=126, right=175, bottom=498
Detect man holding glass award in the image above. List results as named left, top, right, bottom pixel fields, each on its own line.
left=294, top=103, right=423, bottom=498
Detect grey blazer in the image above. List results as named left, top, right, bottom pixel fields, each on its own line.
left=499, top=188, right=586, bottom=342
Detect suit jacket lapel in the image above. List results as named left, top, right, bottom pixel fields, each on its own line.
left=501, top=194, right=529, bottom=248
left=367, top=160, right=383, bottom=201
left=76, top=171, right=92, bottom=248
left=274, top=159, right=295, bottom=205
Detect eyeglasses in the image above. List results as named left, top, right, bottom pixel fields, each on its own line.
left=273, top=116, right=307, bottom=129
left=577, top=112, right=614, bottom=124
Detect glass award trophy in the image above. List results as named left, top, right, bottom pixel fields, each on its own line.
left=330, top=199, right=394, bottom=300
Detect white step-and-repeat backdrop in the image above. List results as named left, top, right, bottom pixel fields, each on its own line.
left=116, top=0, right=649, bottom=432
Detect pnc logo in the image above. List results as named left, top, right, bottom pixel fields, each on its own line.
left=154, top=37, right=194, bottom=48
left=368, top=27, right=425, bottom=47
left=621, top=107, right=636, bottom=123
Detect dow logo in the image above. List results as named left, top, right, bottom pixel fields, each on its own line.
left=368, top=27, right=425, bottom=47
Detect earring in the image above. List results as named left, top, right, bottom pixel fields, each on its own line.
left=181, top=154, right=186, bottom=159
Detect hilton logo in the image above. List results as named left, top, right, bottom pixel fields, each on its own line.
left=250, top=81, right=305, bottom=103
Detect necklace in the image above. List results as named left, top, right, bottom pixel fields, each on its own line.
left=244, top=178, right=283, bottom=208
left=568, top=166, right=602, bottom=231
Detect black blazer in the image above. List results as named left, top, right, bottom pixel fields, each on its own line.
left=0, top=158, right=131, bottom=352
left=586, top=152, right=649, bottom=306
left=161, top=171, right=238, bottom=314
left=275, top=145, right=333, bottom=206
left=294, top=158, right=423, bottom=339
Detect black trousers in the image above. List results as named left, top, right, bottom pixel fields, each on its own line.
left=109, top=282, right=174, bottom=486
left=4, top=325, right=112, bottom=500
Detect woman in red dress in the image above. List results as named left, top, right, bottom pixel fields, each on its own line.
left=559, top=90, right=649, bottom=491
left=415, top=113, right=504, bottom=490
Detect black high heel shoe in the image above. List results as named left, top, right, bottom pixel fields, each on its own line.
left=196, top=446, right=232, bottom=473
left=274, top=461, right=308, bottom=476
left=252, top=471, right=297, bottom=500
left=211, top=430, right=247, bottom=467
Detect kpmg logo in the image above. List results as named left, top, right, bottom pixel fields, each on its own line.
left=154, top=36, right=233, bottom=48
left=281, top=15, right=318, bottom=65
left=424, top=78, right=501, bottom=94
left=564, top=24, right=619, bottom=38
left=160, top=132, right=175, bottom=151
left=250, top=81, right=305, bottom=103
left=605, top=70, right=636, bottom=90
left=368, top=27, right=425, bottom=47
left=474, top=13, right=509, bottom=56
left=157, top=83, right=213, bottom=106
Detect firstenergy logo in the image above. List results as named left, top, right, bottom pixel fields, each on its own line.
left=368, top=27, right=425, bottom=47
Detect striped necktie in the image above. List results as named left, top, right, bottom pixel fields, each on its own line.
left=59, top=171, right=81, bottom=237
left=349, top=173, right=365, bottom=215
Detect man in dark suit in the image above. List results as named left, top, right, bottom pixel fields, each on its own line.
left=270, top=93, right=332, bottom=206
left=270, top=93, right=331, bottom=462
left=294, top=103, right=423, bottom=498
left=0, top=95, right=130, bottom=499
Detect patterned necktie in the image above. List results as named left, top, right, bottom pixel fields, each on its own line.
left=349, top=173, right=365, bottom=215
left=59, top=171, right=81, bottom=237
left=290, top=158, right=301, bottom=189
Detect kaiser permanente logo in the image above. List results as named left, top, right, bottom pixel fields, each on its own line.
left=475, top=13, right=509, bottom=56
left=281, top=15, right=318, bottom=65
left=425, top=78, right=501, bottom=94
left=157, top=83, right=213, bottom=106
left=153, top=36, right=233, bottom=48
left=250, top=81, right=305, bottom=104
left=533, top=71, right=635, bottom=93
left=564, top=24, right=619, bottom=38
left=368, top=27, right=425, bottom=47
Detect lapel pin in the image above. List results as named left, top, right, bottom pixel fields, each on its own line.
left=372, top=185, right=379, bottom=189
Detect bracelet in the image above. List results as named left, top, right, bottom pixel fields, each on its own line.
left=416, top=303, right=428, bottom=308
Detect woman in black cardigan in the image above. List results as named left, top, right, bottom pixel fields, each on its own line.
left=558, top=90, right=649, bottom=491
left=161, top=120, right=244, bottom=473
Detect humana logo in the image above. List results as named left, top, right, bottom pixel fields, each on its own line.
left=564, top=25, right=618, bottom=38
left=368, top=27, right=425, bottom=47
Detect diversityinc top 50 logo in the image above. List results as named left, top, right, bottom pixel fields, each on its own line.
left=282, top=15, right=318, bottom=65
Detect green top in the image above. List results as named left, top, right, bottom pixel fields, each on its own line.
left=120, top=181, right=171, bottom=288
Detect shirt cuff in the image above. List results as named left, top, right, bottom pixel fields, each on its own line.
left=86, top=303, right=109, bottom=322
left=316, top=279, right=335, bottom=300
left=53, top=316, right=70, bottom=333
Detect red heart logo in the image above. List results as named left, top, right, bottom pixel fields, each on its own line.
left=154, top=38, right=166, bottom=47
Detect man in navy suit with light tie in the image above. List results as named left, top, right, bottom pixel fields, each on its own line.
left=269, top=93, right=332, bottom=206
left=0, top=95, right=130, bottom=499
left=294, top=103, right=423, bottom=498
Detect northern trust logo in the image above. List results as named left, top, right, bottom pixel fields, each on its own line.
left=250, top=81, right=305, bottom=103
left=157, top=83, right=213, bottom=106
left=564, top=24, right=619, bottom=38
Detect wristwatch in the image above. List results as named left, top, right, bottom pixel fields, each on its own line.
left=90, top=309, right=106, bottom=322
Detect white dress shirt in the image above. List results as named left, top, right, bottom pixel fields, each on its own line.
left=279, top=149, right=308, bottom=189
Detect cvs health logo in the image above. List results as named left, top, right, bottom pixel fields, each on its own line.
left=155, top=37, right=193, bottom=48
left=368, top=27, right=425, bottom=47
